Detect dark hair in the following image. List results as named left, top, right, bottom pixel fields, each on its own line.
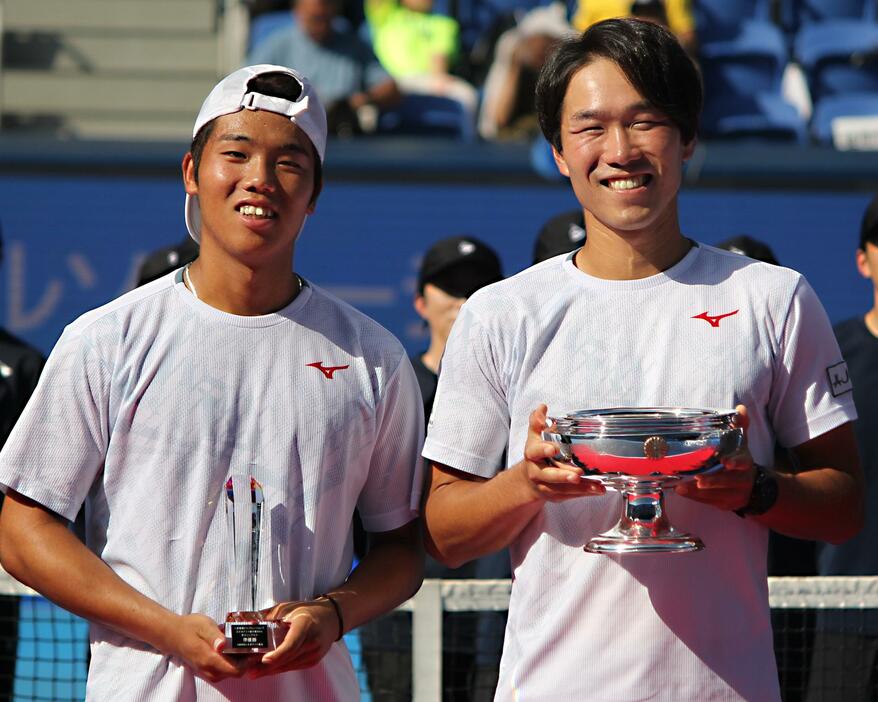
left=536, top=18, right=702, bottom=152
left=189, top=71, right=322, bottom=203
left=860, top=193, right=878, bottom=250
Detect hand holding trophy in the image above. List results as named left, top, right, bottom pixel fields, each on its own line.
left=543, top=408, right=743, bottom=554
left=223, top=475, right=288, bottom=654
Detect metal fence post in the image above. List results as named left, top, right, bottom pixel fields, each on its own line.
left=412, top=579, right=442, bottom=702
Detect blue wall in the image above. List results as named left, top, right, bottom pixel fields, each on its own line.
left=0, top=173, right=871, bottom=357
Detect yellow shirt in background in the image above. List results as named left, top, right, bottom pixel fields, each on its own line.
left=572, top=0, right=694, bottom=37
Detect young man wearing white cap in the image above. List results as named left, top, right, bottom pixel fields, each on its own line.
left=0, top=65, right=425, bottom=700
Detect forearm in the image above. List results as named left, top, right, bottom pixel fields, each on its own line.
left=488, top=62, right=522, bottom=130
left=424, top=462, right=544, bottom=568
left=753, top=422, right=863, bottom=543
left=755, top=467, right=863, bottom=543
left=0, top=492, right=180, bottom=653
left=324, top=520, right=424, bottom=634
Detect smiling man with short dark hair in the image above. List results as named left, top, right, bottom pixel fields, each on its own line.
left=422, top=19, right=863, bottom=701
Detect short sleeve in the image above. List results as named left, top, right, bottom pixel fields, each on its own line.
left=357, top=356, right=425, bottom=532
left=422, top=303, right=509, bottom=478
left=434, top=17, right=459, bottom=65
left=769, top=277, right=857, bottom=448
left=0, top=327, right=110, bottom=521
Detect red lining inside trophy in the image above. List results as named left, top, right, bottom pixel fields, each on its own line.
left=570, top=444, right=717, bottom=476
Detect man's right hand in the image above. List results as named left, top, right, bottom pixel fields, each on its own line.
left=519, top=404, right=606, bottom=502
left=166, top=613, right=249, bottom=683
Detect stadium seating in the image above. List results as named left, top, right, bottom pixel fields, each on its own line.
left=695, top=0, right=804, bottom=141
left=699, top=21, right=788, bottom=96
left=793, top=21, right=878, bottom=104
left=701, top=93, right=808, bottom=143
left=811, top=92, right=878, bottom=146
left=782, top=1, right=878, bottom=144
left=783, top=0, right=877, bottom=28
left=377, top=94, right=476, bottom=141
left=693, top=0, right=775, bottom=43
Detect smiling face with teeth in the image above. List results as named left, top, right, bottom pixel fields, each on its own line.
left=552, top=57, right=695, bottom=243
left=182, top=107, right=319, bottom=267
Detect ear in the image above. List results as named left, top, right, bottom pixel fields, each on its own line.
left=682, top=136, right=697, bottom=162
left=856, top=248, right=871, bottom=280
left=552, top=144, right=571, bottom=178
left=182, top=153, right=198, bottom=196
left=413, top=294, right=428, bottom=320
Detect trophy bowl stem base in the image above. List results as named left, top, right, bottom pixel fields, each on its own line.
left=584, top=480, right=704, bottom=555
left=224, top=616, right=287, bottom=655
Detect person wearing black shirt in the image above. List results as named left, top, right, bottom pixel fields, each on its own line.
left=807, top=196, right=878, bottom=702
left=360, top=236, right=506, bottom=701
left=0, top=231, right=45, bottom=698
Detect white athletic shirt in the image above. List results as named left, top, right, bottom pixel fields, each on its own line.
left=0, top=269, right=424, bottom=702
left=423, top=244, right=856, bottom=702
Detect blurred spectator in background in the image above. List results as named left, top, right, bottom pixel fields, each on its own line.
left=135, top=237, right=199, bottom=287
left=533, top=208, right=585, bottom=264
left=246, top=0, right=289, bottom=18
left=360, top=236, right=508, bottom=702
left=365, top=0, right=479, bottom=121
left=478, top=3, right=574, bottom=141
left=716, top=234, right=779, bottom=266
left=806, top=195, right=878, bottom=702
left=572, top=0, right=697, bottom=55
left=0, top=229, right=45, bottom=699
left=247, top=0, right=401, bottom=136
left=0, top=233, right=44, bottom=452
left=412, top=236, right=503, bottom=398
left=246, top=0, right=366, bottom=41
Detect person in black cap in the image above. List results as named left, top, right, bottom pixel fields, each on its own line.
left=135, top=237, right=199, bottom=287
left=413, top=236, right=503, bottom=419
left=532, top=209, right=586, bottom=264
left=716, top=235, right=780, bottom=266
left=415, top=236, right=509, bottom=702
left=806, top=194, right=878, bottom=702
left=0, top=229, right=45, bottom=698
left=360, top=235, right=506, bottom=702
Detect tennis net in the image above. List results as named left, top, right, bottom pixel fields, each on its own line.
left=0, top=574, right=875, bottom=701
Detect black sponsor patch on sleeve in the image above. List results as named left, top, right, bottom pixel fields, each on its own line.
left=827, top=361, right=853, bottom=397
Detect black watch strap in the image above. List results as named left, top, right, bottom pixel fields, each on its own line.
left=735, top=464, right=779, bottom=517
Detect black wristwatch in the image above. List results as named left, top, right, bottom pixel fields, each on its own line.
left=735, top=464, right=779, bottom=517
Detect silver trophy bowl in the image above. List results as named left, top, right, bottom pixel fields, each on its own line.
left=543, top=408, right=743, bottom=554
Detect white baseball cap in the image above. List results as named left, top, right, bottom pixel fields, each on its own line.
left=185, top=64, right=327, bottom=243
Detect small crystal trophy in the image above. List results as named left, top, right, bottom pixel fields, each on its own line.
left=223, top=475, right=285, bottom=654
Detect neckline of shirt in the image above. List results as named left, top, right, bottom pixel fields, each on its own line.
left=173, top=267, right=312, bottom=328
left=560, top=241, right=701, bottom=290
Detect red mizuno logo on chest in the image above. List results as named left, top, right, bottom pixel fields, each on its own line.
left=692, top=310, right=739, bottom=327
left=307, top=362, right=350, bottom=379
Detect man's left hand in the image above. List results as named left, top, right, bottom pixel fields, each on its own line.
left=243, top=599, right=339, bottom=678
left=675, top=404, right=756, bottom=512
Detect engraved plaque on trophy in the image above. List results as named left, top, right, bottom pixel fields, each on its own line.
left=223, top=475, right=286, bottom=653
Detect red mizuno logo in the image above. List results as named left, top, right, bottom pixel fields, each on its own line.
left=692, top=310, right=739, bottom=327
left=307, top=361, right=350, bottom=379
